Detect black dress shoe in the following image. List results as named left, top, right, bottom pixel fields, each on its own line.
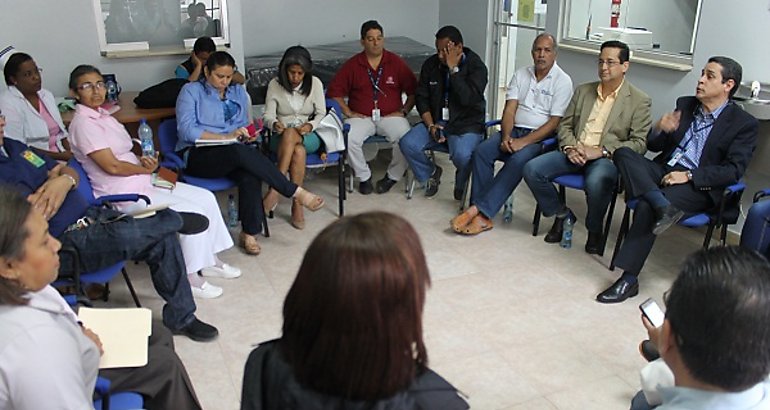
left=375, top=175, right=398, bottom=194
left=359, top=178, right=374, bottom=195
left=596, top=277, right=639, bottom=304
left=584, top=231, right=603, bottom=255
left=653, top=204, right=684, bottom=235
left=453, top=186, right=465, bottom=201
left=639, top=340, right=660, bottom=362
left=173, top=318, right=219, bottom=342
left=544, top=211, right=576, bottom=243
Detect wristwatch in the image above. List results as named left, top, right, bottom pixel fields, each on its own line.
left=450, top=66, right=460, bottom=74
left=686, top=170, right=693, bottom=181
left=601, top=146, right=611, bottom=159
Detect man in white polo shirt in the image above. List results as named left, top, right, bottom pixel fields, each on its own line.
left=450, top=33, right=572, bottom=235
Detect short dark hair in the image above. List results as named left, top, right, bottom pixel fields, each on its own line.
left=360, top=20, right=383, bottom=39
left=203, top=51, right=237, bottom=75
left=435, top=25, right=464, bottom=45
left=277, top=45, right=314, bottom=96
left=708, top=56, right=742, bottom=99
left=666, top=246, right=770, bottom=391
left=3, top=52, right=33, bottom=86
left=280, top=212, right=431, bottom=400
left=0, top=187, right=33, bottom=306
left=193, top=36, right=216, bottom=54
left=601, top=40, right=630, bottom=63
left=68, top=64, right=102, bottom=91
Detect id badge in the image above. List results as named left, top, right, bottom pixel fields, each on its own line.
left=372, top=108, right=381, bottom=122
left=442, top=107, right=450, bottom=121
left=22, top=150, right=45, bottom=167
left=667, top=150, right=683, bottom=167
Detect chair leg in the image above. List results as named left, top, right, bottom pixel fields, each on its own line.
left=600, top=191, right=619, bottom=257
left=122, top=268, right=142, bottom=308
left=532, top=204, right=541, bottom=236
left=719, top=223, right=729, bottom=246
left=407, top=178, right=416, bottom=199
left=337, top=161, right=344, bottom=217
left=702, top=222, right=717, bottom=248
left=262, top=204, right=270, bottom=238
left=609, top=206, right=632, bottom=271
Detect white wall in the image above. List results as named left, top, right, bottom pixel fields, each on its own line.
left=0, top=0, right=244, bottom=97
left=438, top=0, right=494, bottom=63
left=240, top=0, right=440, bottom=56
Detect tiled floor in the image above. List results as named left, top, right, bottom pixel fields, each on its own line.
left=106, top=152, right=711, bottom=409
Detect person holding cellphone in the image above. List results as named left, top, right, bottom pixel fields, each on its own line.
left=176, top=51, right=324, bottom=255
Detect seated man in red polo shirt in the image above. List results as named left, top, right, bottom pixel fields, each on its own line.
left=327, top=20, right=417, bottom=194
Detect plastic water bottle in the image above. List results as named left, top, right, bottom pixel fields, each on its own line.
left=227, top=194, right=238, bottom=227
left=105, top=79, right=117, bottom=103
left=560, top=217, right=574, bottom=249
left=138, top=119, right=155, bottom=158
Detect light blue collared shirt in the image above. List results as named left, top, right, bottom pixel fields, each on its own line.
left=676, top=100, right=729, bottom=169
left=175, top=80, right=250, bottom=151
left=657, top=378, right=770, bottom=410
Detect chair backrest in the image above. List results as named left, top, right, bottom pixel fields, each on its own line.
left=67, top=158, right=97, bottom=205
left=741, top=192, right=770, bottom=258
left=157, top=118, right=179, bottom=158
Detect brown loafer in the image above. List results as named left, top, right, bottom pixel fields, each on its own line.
left=461, top=215, right=494, bottom=236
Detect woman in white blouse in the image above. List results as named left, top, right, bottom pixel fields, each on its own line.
left=0, top=50, right=71, bottom=161
left=263, top=46, right=326, bottom=229
left=0, top=187, right=202, bottom=410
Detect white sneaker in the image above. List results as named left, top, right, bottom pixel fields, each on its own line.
left=191, top=281, right=223, bottom=299
left=201, top=263, right=242, bottom=279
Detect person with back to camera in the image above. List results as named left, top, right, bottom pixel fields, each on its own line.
left=0, top=48, right=72, bottom=161
left=176, top=51, right=325, bottom=255
left=630, top=246, right=770, bottom=410
left=240, top=212, right=469, bottom=409
left=176, top=36, right=246, bottom=84
left=0, top=187, right=203, bottom=410
left=263, top=45, right=327, bottom=230
left=66, top=64, right=241, bottom=300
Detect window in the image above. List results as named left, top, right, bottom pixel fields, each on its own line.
left=92, top=0, right=230, bottom=57
left=559, top=0, right=703, bottom=71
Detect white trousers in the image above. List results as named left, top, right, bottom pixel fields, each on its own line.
left=345, top=116, right=411, bottom=182
left=125, top=182, right=234, bottom=274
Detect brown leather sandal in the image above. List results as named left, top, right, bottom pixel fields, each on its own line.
left=291, top=199, right=305, bottom=230
left=461, top=215, right=494, bottom=236
left=450, top=206, right=479, bottom=233
left=262, top=189, right=280, bottom=217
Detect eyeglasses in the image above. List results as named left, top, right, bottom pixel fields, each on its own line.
left=19, top=67, right=42, bottom=78
left=597, top=59, right=620, bottom=67
left=77, top=81, right=106, bottom=91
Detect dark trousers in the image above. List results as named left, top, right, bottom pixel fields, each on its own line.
left=186, top=144, right=297, bottom=235
left=613, top=147, right=713, bottom=275
left=58, top=208, right=196, bottom=330
left=101, top=322, right=202, bottom=410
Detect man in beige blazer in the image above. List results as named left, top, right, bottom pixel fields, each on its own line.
left=523, top=40, right=651, bottom=255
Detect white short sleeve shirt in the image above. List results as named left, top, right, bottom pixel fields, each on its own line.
left=505, top=63, right=573, bottom=130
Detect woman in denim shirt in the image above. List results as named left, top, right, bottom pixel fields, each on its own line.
left=176, top=51, right=324, bottom=255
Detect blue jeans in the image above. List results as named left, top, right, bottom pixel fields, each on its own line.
left=399, top=123, right=482, bottom=187
left=523, top=150, right=618, bottom=233
left=58, top=207, right=196, bottom=331
left=471, top=128, right=541, bottom=218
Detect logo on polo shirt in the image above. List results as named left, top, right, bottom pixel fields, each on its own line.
left=385, top=76, right=395, bottom=85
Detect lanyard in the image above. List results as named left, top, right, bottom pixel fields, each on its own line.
left=367, top=66, right=384, bottom=104
left=677, top=112, right=714, bottom=150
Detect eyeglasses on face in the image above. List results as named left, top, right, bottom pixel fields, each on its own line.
left=77, top=81, right=106, bottom=91
left=597, top=59, right=620, bottom=67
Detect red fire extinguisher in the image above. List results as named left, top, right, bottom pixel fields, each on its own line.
left=610, top=0, right=621, bottom=28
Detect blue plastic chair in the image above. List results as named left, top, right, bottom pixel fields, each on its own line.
left=740, top=189, right=770, bottom=258
left=157, top=118, right=270, bottom=237
left=609, top=182, right=746, bottom=270
left=93, top=376, right=144, bottom=410
left=56, top=159, right=144, bottom=307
